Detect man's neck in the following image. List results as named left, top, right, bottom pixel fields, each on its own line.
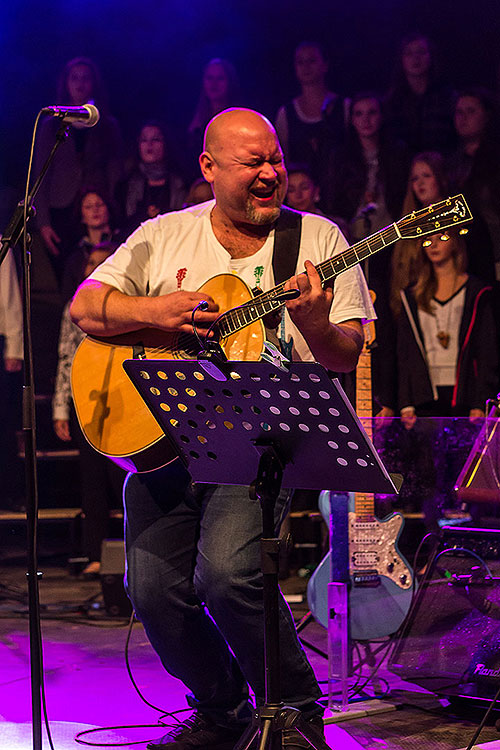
left=359, top=134, right=379, bottom=153
left=210, top=205, right=272, bottom=258
left=88, top=226, right=109, bottom=245
left=463, top=137, right=481, bottom=156
left=406, top=74, right=428, bottom=96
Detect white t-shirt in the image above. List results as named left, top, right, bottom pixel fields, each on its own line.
left=88, top=200, right=375, bottom=363
left=418, top=286, right=466, bottom=387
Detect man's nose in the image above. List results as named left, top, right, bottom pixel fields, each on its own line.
left=259, top=162, right=278, bottom=180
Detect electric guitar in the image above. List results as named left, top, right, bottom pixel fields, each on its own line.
left=307, top=299, right=414, bottom=640
left=71, top=195, right=472, bottom=473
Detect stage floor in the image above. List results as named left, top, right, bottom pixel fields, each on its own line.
left=1, top=561, right=499, bottom=750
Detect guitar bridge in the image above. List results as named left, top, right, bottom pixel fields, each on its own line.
left=132, top=343, right=146, bottom=359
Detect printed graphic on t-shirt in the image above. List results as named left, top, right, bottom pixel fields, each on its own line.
left=176, top=268, right=187, bottom=289
left=253, top=265, right=264, bottom=289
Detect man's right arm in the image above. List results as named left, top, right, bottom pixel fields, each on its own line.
left=70, top=279, right=219, bottom=337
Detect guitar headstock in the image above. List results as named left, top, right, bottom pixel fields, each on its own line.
left=397, top=194, right=472, bottom=240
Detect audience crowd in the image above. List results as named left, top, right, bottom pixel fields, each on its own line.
left=2, top=34, right=500, bottom=542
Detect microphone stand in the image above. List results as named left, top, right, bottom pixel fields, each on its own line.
left=0, top=117, right=70, bottom=750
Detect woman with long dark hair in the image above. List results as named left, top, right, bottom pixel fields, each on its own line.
left=397, top=228, right=497, bottom=418
left=34, top=57, right=123, bottom=280
left=384, top=33, right=455, bottom=155
left=185, top=58, right=241, bottom=179
left=116, top=120, right=186, bottom=234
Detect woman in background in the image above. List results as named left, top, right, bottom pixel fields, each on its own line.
left=116, top=120, right=186, bottom=234
left=34, top=57, right=123, bottom=281
left=185, top=58, right=242, bottom=180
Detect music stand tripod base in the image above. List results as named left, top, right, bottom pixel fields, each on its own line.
left=123, top=359, right=399, bottom=750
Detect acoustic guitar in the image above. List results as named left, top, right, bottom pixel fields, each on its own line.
left=307, top=295, right=414, bottom=640
left=71, top=195, right=472, bottom=472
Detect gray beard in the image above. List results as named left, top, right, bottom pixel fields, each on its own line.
left=245, top=200, right=281, bottom=225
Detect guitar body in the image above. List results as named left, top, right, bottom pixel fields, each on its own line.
left=71, top=273, right=265, bottom=472
left=71, top=195, right=472, bottom=472
left=307, top=491, right=414, bottom=640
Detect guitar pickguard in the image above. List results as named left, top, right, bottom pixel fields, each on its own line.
left=348, top=512, right=412, bottom=590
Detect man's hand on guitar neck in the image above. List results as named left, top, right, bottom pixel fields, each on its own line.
left=70, top=280, right=219, bottom=337
left=283, top=260, right=363, bottom=373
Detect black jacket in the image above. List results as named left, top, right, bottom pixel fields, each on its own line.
left=397, top=277, right=498, bottom=413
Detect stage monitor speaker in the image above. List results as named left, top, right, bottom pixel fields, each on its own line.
left=389, top=525, right=500, bottom=701
left=100, top=539, right=133, bottom=617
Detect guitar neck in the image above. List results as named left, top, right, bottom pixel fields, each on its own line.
left=355, top=345, right=375, bottom=521
left=217, top=223, right=400, bottom=338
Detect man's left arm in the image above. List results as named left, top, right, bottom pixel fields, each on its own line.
left=284, top=260, right=363, bottom=372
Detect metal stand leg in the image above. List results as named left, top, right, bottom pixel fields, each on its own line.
left=234, top=446, right=333, bottom=750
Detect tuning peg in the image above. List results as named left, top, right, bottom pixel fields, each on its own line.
left=459, top=228, right=469, bottom=235
left=422, top=239, right=432, bottom=247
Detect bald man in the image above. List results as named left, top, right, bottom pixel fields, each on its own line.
left=70, top=108, right=374, bottom=750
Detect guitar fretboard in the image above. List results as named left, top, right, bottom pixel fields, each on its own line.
left=216, top=224, right=400, bottom=338
left=355, top=339, right=375, bottom=521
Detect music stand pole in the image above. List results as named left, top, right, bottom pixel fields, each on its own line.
left=123, top=358, right=399, bottom=750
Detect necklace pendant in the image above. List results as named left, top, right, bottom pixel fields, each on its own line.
left=437, top=330, right=450, bottom=349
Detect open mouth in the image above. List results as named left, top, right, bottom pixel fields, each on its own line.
left=251, top=186, right=277, bottom=202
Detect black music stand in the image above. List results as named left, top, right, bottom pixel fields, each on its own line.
left=123, top=359, right=398, bottom=750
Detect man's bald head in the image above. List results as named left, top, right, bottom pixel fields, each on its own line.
left=199, top=107, right=287, bottom=228
left=203, top=108, right=277, bottom=158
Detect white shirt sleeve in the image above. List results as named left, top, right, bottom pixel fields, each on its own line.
left=0, top=248, right=23, bottom=360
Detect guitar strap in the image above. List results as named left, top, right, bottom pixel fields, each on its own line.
left=272, top=206, right=302, bottom=285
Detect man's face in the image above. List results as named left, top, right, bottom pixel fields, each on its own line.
left=206, top=126, right=288, bottom=226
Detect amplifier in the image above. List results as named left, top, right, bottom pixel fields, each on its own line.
left=389, top=525, right=500, bottom=700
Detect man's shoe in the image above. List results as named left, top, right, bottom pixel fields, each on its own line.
left=146, top=711, right=245, bottom=750
left=282, top=715, right=327, bottom=749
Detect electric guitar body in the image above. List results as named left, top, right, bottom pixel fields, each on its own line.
left=307, top=491, right=414, bottom=640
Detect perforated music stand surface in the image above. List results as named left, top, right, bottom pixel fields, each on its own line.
left=123, top=359, right=396, bottom=493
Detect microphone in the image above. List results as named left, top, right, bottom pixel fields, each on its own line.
left=41, top=103, right=100, bottom=128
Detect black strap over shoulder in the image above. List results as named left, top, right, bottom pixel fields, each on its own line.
left=272, top=206, right=302, bottom=285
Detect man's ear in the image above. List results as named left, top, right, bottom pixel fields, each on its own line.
left=199, top=151, right=215, bottom=183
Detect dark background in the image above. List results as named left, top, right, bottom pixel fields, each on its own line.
left=1, top=0, right=499, bottom=190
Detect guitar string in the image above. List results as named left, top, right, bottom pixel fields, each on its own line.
left=218, top=199, right=469, bottom=337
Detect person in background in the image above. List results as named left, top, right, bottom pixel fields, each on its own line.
left=384, top=33, right=455, bottom=155
left=275, top=41, right=346, bottom=198
left=397, top=228, right=497, bottom=420
left=390, top=151, right=449, bottom=318
left=61, top=186, right=121, bottom=304
left=182, top=177, right=213, bottom=208
left=185, top=58, right=242, bottom=181
left=53, top=242, right=125, bottom=578
left=447, top=88, right=500, bottom=282
left=116, top=120, right=186, bottom=234
left=286, top=163, right=321, bottom=214
left=0, top=248, right=23, bottom=510
left=34, top=57, right=123, bottom=282
left=325, top=92, right=409, bottom=272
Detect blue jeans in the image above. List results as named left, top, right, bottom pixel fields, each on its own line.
left=124, top=459, right=321, bottom=726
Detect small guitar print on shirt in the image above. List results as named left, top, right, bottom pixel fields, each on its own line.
left=176, top=268, right=187, bottom=289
